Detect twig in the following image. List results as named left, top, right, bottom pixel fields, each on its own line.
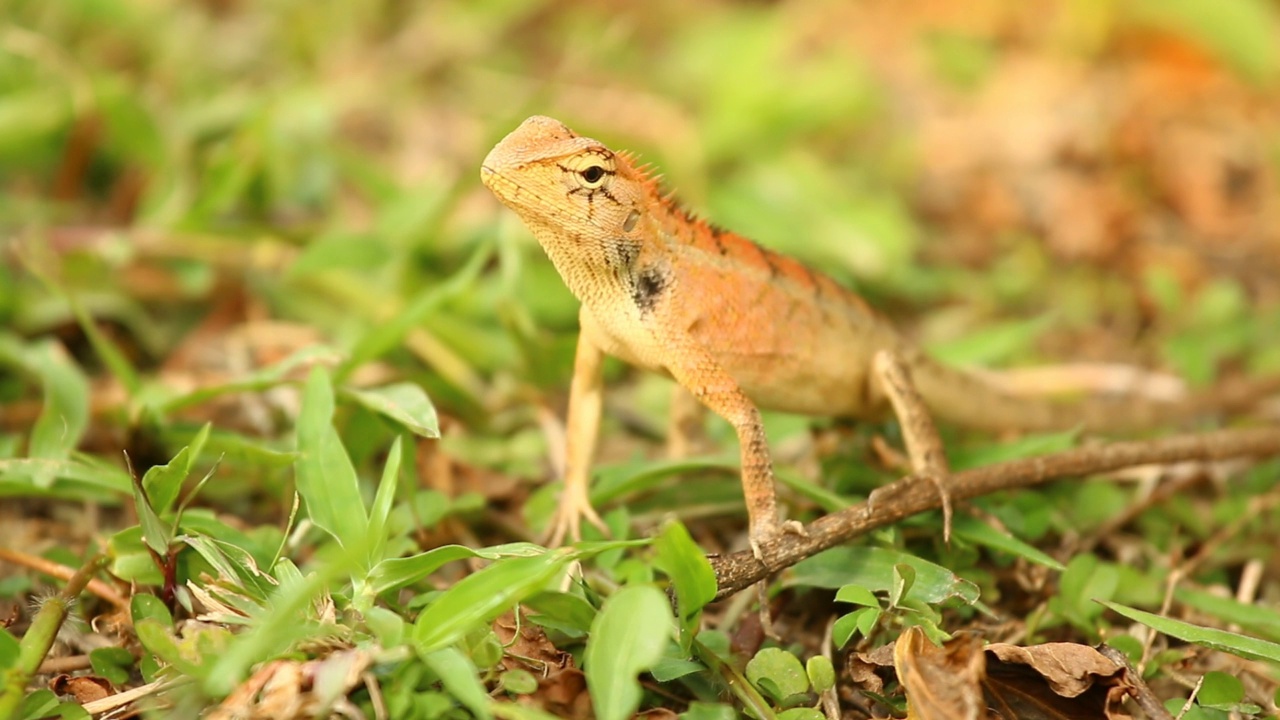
left=712, top=426, right=1280, bottom=599
left=80, top=677, right=187, bottom=716
left=0, top=546, right=129, bottom=610
left=36, top=655, right=93, bottom=674
left=1097, top=644, right=1173, bottom=720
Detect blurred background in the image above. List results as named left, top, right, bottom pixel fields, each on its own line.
left=2, top=0, right=1279, bottom=511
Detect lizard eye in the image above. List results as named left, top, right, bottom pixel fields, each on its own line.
left=578, top=165, right=607, bottom=187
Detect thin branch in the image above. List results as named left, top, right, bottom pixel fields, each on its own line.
left=0, top=546, right=129, bottom=609
left=712, top=426, right=1280, bottom=600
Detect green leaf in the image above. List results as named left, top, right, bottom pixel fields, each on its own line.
left=1196, top=671, right=1244, bottom=708
left=0, top=456, right=131, bottom=496
left=0, top=336, right=89, bottom=488
left=204, top=568, right=338, bottom=696
left=180, top=535, right=275, bottom=603
left=926, top=314, right=1054, bottom=366
left=412, top=550, right=572, bottom=654
left=422, top=647, right=493, bottom=720
left=0, top=88, right=71, bottom=151
left=746, top=647, right=810, bottom=704
left=363, top=606, right=405, bottom=647
left=523, top=591, right=598, bottom=635
left=834, top=584, right=880, bottom=608
left=0, top=626, right=19, bottom=670
left=141, top=423, right=211, bottom=514
left=490, top=703, right=567, bottom=720
left=650, top=656, right=705, bottom=682
left=806, top=656, right=835, bottom=694
left=501, top=669, right=539, bottom=694
left=130, top=593, right=173, bottom=627
left=131, top=469, right=172, bottom=556
left=679, top=702, right=738, bottom=720
left=1100, top=601, right=1280, bottom=663
left=338, top=243, right=492, bottom=382
left=951, top=515, right=1065, bottom=570
left=344, top=383, right=440, bottom=438
left=134, top=619, right=202, bottom=677
left=788, top=547, right=979, bottom=605
left=159, top=345, right=339, bottom=414
left=889, top=564, right=915, bottom=608
left=653, top=520, right=716, bottom=649
left=948, top=430, right=1079, bottom=469
left=367, top=435, right=403, bottom=568
left=777, top=709, right=825, bottom=720
left=465, top=630, right=504, bottom=669
left=832, top=607, right=882, bottom=648
left=1055, top=555, right=1119, bottom=631
left=369, top=542, right=547, bottom=596
left=1175, top=586, right=1280, bottom=642
left=295, top=367, right=369, bottom=553
left=584, top=584, right=673, bottom=720
left=591, top=456, right=740, bottom=506
left=65, top=294, right=142, bottom=398
left=290, top=232, right=392, bottom=277
left=18, top=688, right=91, bottom=720
left=89, top=647, right=135, bottom=686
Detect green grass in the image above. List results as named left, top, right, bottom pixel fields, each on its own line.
left=3, top=1, right=1280, bottom=718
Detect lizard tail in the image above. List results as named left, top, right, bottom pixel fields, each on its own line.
left=905, top=353, right=1275, bottom=434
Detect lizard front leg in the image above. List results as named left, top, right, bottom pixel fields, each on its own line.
left=546, top=331, right=608, bottom=546
left=662, top=341, right=804, bottom=565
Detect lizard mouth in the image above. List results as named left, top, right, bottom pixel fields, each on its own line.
left=479, top=164, right=501, bottom=192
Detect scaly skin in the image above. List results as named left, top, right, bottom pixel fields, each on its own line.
left=480, top=115, right=1191, bottom=558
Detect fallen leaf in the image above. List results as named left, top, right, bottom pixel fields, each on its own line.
left=495, top=611, right=591, bottom=718
left=50, top=674, right=112, bottom=704
left=845, top=642, right=894, bottom=695
left=894, top=627, right=985, bottom=720
left=983, top=643, right=1133, bottom=720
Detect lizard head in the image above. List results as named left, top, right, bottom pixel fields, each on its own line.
left=481, top=116, right=652, bottom=243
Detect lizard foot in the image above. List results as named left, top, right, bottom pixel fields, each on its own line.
left=543, top=488, right=610, bottom=547
left=748, top=520, right=807, bottom=639
left=748, top=518, right=808, bottom=569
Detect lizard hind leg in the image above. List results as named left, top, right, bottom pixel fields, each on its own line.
left=870, top=350, right=955, bottom=542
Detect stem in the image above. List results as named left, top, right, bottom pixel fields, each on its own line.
left=0, top=555, right=109, bottom=720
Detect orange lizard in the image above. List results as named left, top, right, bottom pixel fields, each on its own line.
left=480, top=115, right=1202, bottom=562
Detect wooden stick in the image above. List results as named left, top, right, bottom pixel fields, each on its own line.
left=715, top=426, right=1280, bottom=600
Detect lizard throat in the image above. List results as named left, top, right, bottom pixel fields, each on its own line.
left=529, top=225, right=660, bottom=312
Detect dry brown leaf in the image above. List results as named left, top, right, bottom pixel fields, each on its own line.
left=256, top=660, right=304, bottom=719
left=206, top=650, right=373, bottom=720
left=50, top=674, right=113, bottom=704
left=894, top=627, right=986, bottom=720
left=983, top=643, right=1133, bottom=720
left=846, top=641, right=895, bottom=695
left=494, top=611, right=591, bottom=718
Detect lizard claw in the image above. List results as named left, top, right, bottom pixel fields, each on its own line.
left=543, top=485, right=610, bottom=547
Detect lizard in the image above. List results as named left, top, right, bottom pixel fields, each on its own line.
left=479, top=114, right=1225, bottom=563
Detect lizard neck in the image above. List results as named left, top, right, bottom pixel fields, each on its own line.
left=527, top=222, right=645, bottom=307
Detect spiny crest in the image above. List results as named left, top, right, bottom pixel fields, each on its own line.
left=613, top=149, right=717, bottom=233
